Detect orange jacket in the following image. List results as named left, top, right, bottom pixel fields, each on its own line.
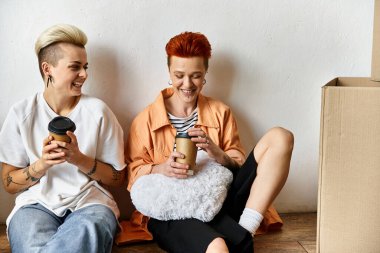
left=126, top=88, right=246, bottom=191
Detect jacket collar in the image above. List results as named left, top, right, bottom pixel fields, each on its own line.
left=150, top=88, right=218, bottom=131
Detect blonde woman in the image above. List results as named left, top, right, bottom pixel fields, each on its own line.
left=0, top=24, right=126, bottom=253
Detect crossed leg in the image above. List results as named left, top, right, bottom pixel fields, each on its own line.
left=206, top=127, right=293, bottom=253
left=248, top=127, right=294, bottom=214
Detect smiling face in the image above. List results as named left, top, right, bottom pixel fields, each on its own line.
left=44, top=43, right=88, bottom=97
left=169, top=56, right=207, bottom=106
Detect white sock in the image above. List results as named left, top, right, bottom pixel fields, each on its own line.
left=238, top=208, right=264, bottom=235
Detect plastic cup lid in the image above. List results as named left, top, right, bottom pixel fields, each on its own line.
left=176, top=132, right=191, bottom=138
left=48, top=116, right=76, bottom=135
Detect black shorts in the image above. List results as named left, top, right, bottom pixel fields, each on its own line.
left=148, top=151, right=257, bottom=253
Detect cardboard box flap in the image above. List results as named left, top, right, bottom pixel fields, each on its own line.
left=372, top=0, right=380, bottom=81
left=324, top=77, right=380, bottom=87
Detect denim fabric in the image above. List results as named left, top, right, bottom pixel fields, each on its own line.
left=8, top=203, right=117, bottom=253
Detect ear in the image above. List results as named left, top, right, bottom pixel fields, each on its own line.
left=41, top=62, right=51, bottom=79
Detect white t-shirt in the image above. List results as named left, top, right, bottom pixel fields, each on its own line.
left=0, top=93, right=126, bottom=226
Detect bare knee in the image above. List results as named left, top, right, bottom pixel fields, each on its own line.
left=254, top=127, right=294, bottom=163
left=206, top=237, right=229, bottom=253
left=267, top=127, right=294, bottom=152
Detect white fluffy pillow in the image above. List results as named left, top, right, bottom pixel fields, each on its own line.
left=130, top=151, right=233, bottom=222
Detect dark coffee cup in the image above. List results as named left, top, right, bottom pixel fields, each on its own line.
left=48, top=116, right=76, bottom=143
left=175, top=132, right=197, bottom=175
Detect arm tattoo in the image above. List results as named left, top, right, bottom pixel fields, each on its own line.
left=6, top=173, right=25, bottom=187
left=31, top=163, right=42, bottom=175
left=112, top=168, right=122, bottom=181
left=86, top=159, right=97, bottom=176
left=23, top=166, right=40, bottom=182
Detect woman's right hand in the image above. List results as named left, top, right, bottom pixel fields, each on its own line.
left=152, top=151, right=190, bottom=179
left=39, top=135, right=66, bottom=172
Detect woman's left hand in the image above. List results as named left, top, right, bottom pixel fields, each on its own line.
left=188, top=127, right=224, bottom=160
left=51, top=131, right=84, bottom=166
left=188, top=127, right=240, bottom=168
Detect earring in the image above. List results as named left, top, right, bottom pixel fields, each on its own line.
left=168, top=80, right=173, bottom=85
left=46, top=75, right=54, bottom=87
left=47, top=75, right=51, bottom=87
left=203, top=79, right=207, bottom=85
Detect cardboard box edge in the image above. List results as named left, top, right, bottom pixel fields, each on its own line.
left=372, top=0, right=380, bottom=81
left=316, top=84, right=328, bottom=253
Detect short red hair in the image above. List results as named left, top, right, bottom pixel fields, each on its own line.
left=165, top=32, right=212, bottom=69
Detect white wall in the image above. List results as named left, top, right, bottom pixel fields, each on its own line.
left=0, top=0, right=374, bottom=222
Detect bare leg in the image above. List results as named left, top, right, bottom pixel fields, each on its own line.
left=247, top=127, right=294, bottom=214
left=206, top=237, right=229, bottom=253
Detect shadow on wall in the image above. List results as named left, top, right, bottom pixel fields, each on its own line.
left=86, top=45, right=135, bottom=220
left=205, top=53, right=257, bottom=152
left=86, top=45, right=134, bottom=138
left=204, top=53, right=236, bottom=100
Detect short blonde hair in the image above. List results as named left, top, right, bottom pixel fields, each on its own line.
left=35, top=24, right=88, bottom=77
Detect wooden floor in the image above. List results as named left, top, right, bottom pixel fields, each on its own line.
left=0, top=212, right=316, bottom=253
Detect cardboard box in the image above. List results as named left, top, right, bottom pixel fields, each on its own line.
left=317, top=1, right=380, bottom=252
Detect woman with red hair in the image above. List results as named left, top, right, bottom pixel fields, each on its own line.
left=125, top=32, right=294, bottom=253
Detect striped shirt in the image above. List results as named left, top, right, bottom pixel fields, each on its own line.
left=168, top=109, right=198, bottom=151
left=168, top=109, right=198, bottom=133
